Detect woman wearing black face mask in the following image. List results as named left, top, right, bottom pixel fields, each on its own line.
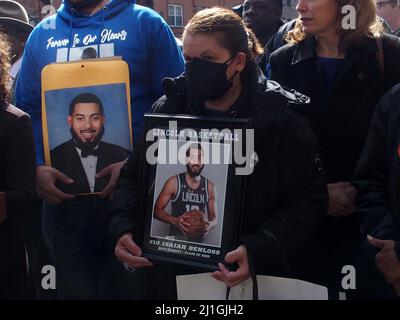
left=110, top=7, right=328, bottom=299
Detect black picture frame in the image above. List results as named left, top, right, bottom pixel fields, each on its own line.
left=135, top=114, right=252, bottom=271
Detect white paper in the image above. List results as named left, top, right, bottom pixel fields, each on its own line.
left=176, top=273, right=328, bottom=300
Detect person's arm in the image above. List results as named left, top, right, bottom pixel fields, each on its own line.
left=110, top=139, right=142, bottom=246
left=110, top=132, right=153, bottom=268
left=353, top=87, right=400, bottom=293
left=214, top=111, right=327, bottom=287
left=153, top=176, right=177, bottom=224
left=3, top=113, right=36, bottom=222
left=153, top=177, right=189, bottom=234
left=367, top=235, right=400, bottom=294
left=206, top=181, right=217, bottom=231
left=241, top=111, right=328, bottom=274
left=353, top=87, right=394, bottom=239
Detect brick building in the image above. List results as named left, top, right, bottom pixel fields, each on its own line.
left=16, top=0, right=61, bottom=25
left=15, top=0, right=298, bottom=37
left=153, top=0, right=297, bottom=37
left=154, top=0, right=243, bottom=37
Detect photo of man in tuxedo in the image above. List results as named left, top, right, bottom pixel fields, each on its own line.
left=50, top=93, right=130, bottom=195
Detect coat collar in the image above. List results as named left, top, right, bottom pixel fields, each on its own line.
left=291, top=34, right=379, bottom=65
left=292, top=36, right=317, bottom=65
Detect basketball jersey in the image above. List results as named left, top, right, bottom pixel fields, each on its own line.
left=171, top=173, right=209, bottom=216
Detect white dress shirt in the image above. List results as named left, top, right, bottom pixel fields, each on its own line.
left=75, top=147, right=98, bottom=193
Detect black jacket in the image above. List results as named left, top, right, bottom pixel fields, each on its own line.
left=109, top=66, right=328, bottom=291
left=270, top=34, right=400, bottom=183
left=354, top=84, right=400, bottom=258
left=0, top=104, right=36, bottom=296
left=256, top=19, right=287, bottom=76
left=50, top=140, right=130, bottom=194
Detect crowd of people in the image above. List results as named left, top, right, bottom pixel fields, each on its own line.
left=1, top=0, right=400, bottom=300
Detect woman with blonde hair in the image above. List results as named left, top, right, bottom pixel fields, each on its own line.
left=110, top=7, right=327, bottom=299
left=270, top=0, right=400, bottom=298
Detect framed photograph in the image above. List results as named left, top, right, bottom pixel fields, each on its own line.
left=135, top=114, right=252, bottom=270
left=41, top=58, right=132, bottom=195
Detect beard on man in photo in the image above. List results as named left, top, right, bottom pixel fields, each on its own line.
left=70, top=125, right=105, bottom=157
left=186, top=162, right=204, bottom=178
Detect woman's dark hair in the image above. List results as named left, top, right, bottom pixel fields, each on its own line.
left=0, top=31, right=11, bottom=109
left=183, top=7, right=263, bottom=78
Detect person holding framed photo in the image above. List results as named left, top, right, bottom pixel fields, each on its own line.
left=110, top=7, right=328, bottom=299
left=15, top=0, right=184, bottom=299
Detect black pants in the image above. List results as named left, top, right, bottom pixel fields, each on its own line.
left=0, top=219, right=30, bottom=299
left=42, top=197, right=117, bottom=299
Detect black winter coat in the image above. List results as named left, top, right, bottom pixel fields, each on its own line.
left=109, top=67, right=327, bottom=298
left=270, top=34, right=400, bottom=183
left=354, top=84, right=400, bottom=254
left=0, top=104, right=36, bottom=298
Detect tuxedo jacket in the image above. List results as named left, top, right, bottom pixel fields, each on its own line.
left=50, top=139, right=130, bottom=194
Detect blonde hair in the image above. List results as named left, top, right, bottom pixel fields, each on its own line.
left=184, top=7, right=263, bottom=64
left=286, top=0, right=383, bottom=51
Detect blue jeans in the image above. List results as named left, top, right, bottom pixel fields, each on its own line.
left=42, top=196, right=116, bottom=299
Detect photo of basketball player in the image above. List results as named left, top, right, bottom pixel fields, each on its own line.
left=153, top=143, right=217, bottom=243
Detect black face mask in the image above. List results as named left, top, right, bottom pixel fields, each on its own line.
left=185, top=56, right=237, bottom=101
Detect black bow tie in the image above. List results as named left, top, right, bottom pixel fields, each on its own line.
left=81, top=148, right=100, bottom=158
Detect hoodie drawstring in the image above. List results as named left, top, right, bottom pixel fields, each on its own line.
left=66, top=4, right=108, bottom=61
left=97, top=6, right=107, bottom=58
left=67, top=8, right=75, bottom=62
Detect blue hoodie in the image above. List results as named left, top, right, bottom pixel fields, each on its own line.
left=16, top=0, right=184, bottom=165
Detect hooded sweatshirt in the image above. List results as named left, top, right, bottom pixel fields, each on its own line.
left=16, top=0, right=184, bottom=165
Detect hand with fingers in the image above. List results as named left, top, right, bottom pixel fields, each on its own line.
left=211, top=245, right=250, bottom=288
left=36, top=165, right=75, bottom=204
left=368, top=235, right=400, bottom=295
left=392, top=278, right=400, bottom=296
left=96, top=160, right=127, bottom=199
left=175, top=213, right=190, bottom=235
left=115, top=233, right=154, bottom=270
left=327, top=181, right=357, bottom=217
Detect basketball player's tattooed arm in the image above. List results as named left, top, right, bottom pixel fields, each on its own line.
left=205, top=181, right=217, bottom=234
left=154, top=176, right=190, bottom=235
